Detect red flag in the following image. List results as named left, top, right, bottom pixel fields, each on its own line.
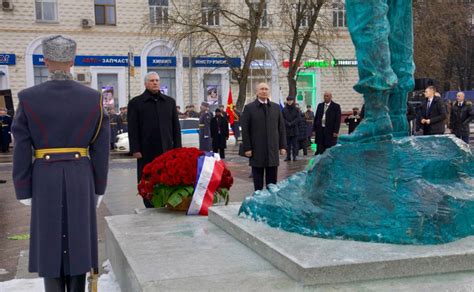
left=226, top=88, right=235, bottom=125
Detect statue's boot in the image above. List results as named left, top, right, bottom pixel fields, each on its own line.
left=389, top=90, right=409, bottom=137
left=339, top=92, right=393, bottom=144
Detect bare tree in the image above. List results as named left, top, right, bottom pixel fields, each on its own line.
left=152, top=0, right=267, bottom=111
left=277, top=0, right=333, bottom=98
left=413, top=0, right=473, bottom=91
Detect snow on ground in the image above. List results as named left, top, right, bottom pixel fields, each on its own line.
left=0, top=260, right=121, bottom=292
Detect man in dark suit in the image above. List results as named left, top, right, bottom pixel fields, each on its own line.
left=12, top=35, right=110, bottom=292
left=128, top=72, right=182, bottom=208
left=449, top=91, right=472, bottom=143
left=313, top=92, right=341, bottom=155
left=241, top=82, right=287, bottom=191
left=210, top=108, right=229, bottom=159
left=420, top=86, right=446, bottom=135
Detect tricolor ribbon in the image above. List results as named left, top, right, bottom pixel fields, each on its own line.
left=187, top=153, right=225, bottom=215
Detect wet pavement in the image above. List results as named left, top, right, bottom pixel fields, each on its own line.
left=0, top=145, right=312, bottom=282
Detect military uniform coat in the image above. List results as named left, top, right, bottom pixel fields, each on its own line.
left=109, top=113, right=123, bottom=145
left=127, top=90, right=182, bottom=181
left=12, top=79, right=110, bottom=278
left=282, top=104, right=300, bottom=137
left=241, top=99, right=286, bottom=168
left=199, top=111, right=212, bottom=151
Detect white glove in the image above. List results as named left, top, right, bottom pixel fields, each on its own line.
left=19, top=199, right=32, bottom=206
left=96, top=195, right=103, bottom=209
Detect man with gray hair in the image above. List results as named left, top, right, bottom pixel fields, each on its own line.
left=12, top=35, right=110, bottom=292
left=127, top=72, right=182, bottom=207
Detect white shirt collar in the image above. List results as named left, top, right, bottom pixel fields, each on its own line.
left=257, top=98, right=268, bottom=104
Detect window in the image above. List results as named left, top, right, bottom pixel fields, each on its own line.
left=332, top=1, right=347, bottom=28
left=95, top=0, right=116, bottom=25
left=250, top=2, right=268, bottom=28
left=35, top=0, right=58, bottom=22
left=34, top=66, right=49, bottom=85
left=202, top=1, right=220, bottom=26
left=246, top=47, right=272, bottom=99
left=149, top=0, right=168, bottom=25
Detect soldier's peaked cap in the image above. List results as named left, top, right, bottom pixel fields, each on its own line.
left=42, top=35, right=77, bottom=62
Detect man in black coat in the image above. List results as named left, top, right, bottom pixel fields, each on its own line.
left=282, top=96, right=300, bottom=161
left=313, top=92, right=341, bottom=155
left=210, top=108, right=229, bottom=158
left=344, top=107, right=361, bottom=134
left=128, top=72, right=182, bottom=208
left=449, top=91, right=472, bottom=143
left=420, top=86, right=446, bottom=135
left=241, top=82, right=287, bottom=191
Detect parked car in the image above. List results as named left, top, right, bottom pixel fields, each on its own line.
left=115, top=118, right=236, bottom=152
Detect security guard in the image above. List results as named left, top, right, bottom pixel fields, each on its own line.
left=12, top=35, right=110, bottom=292
left=0, top=107, right=12, bottom=152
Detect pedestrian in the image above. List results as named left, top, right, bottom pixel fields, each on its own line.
left=420, top=86, right=446, bottom=135
left=231, top=108, right=241, bottom=144
left=119, top=106, right=128, bottom=133
left=199, top=102, right=213, bottom=151
left=283, top=96, right=300, bottom=161
left=127, top=72, right=182, bottom=208
left=187, top=104, right=200, bottom=118
left=12, top=35, right=110, bottom=292
left=210, top=108, right=229, bottom=159
left=241, top=82, right=287, bottom=191
left=313, top=92, right=341, bottom=155
left=297, top=110, right=309, bottom=156
left=304, top=105, right=314, bottom=144
left=108, top=107, right=122, bottom=150
left=344, top=107, right=361, bottom=134
left=0, top=107, right=12, bottom=153
left=219, top=104, right=228, bottom=119
left=449, top=91, right=472, bottom=143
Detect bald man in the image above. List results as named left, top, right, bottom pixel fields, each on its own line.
left=241, top=83, right=287, bottom=191
left=312, top=92, right=341, bottom=155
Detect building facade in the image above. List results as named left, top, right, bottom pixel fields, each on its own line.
left=0, top=0, right=362, bottom=112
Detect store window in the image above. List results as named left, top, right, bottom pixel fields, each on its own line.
left=34, top=66, right=49, bottom=85
left=95, top=0, right=116, bottom=25
left=35, top=0, right=58, bottom=22
left=98, top=73, right=119, bottom=112
left=149, top=0, right=169, bottom=25
left=147, top=45, right=176, bottom=98
left=203, top=74, right=221, bottom=110
left=202, top=1, right=220, bottom=26
left=246, top=46, right=272, bottom=100
left=296, top=71, right=317, bottom=109
left=332, top=1, right=347, bottom=28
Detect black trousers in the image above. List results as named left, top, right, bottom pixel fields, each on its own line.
left=456, top=134, right=470, bottom=144
left=44, top=274, right=86, bottom=292
left=286, top=136, right=298, bottom=159
left=212, top=147, right=226, bottom=159
left=315, top=143, right=327, bottom=155
left=252, top=166, right=278, bottom=191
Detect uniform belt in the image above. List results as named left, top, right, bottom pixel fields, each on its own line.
left=34, top=147, right=88, bottom=159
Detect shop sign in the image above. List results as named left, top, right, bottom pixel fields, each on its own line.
left=0, top=54, right=15, bottom=65
left=303, top=58, right=358, bottom=68
left=183, top=57, right=241, bottom=68
left=33, top=55, right=142, bottom=67
left=333, top=59, right=358, bottom=67
left=250, top=60, right=273, bottom=69
left=147, top=56, right=176, bottom=67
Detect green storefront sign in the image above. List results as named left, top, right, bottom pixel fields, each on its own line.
left=303, top=59, right=357, bottom=68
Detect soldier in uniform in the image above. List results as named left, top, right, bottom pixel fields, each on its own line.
left=108, top=107, right=123, bottom=150
left=0, top=107, right=12, bottom=152
left=12, top=35, right=110, bottom=292
left=199, top=102, right=212, bottom=151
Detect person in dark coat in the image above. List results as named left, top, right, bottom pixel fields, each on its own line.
left=241, top=82, right=287, bottom=191
left=313, top=92, right=341, bottom=155
left=210, top=108, right=229, bottom=159
left=12, top=35, right=110, bottom=292
left=449, top=91, right=473, bottom=143
left=186, top=105, right=200, bottom=118
left=304, top=105, right=314, bottom=143
left=199, top=102, right=213, bottom=151
left=119, top=106, right=128, bottom=133
left=128, top=72, right=182, bottom=208
left=108, top=108, right=123, bottom=150
left=344, top=107, right=361, bottom=134
left=297, top=110, right=309, bottom=156
left=0, top=107, right=12, bottom=152
left=282, top=96, right=300, bottom=161
left=420, top=86, right=446, bottom=135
